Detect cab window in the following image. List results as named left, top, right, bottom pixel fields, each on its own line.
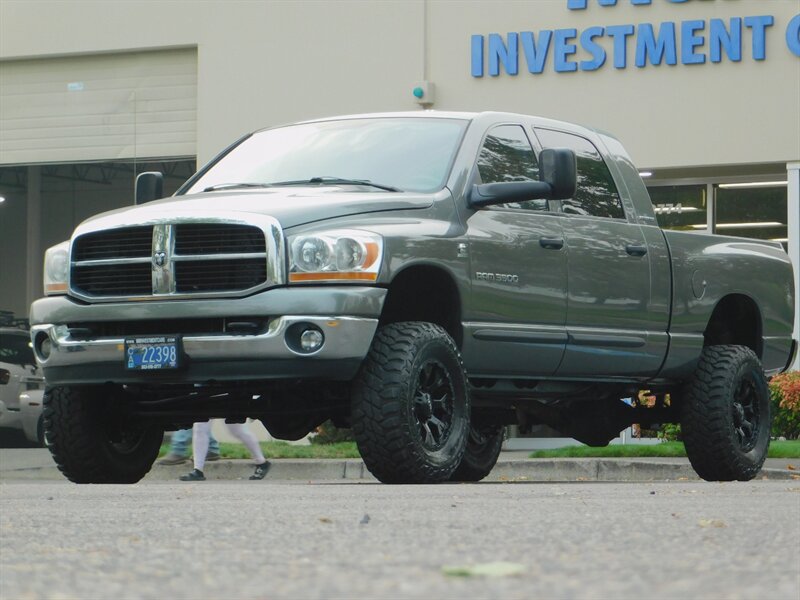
left=534, top=128, right=625, bottom=219
left=475, top=125, right=546, bottom=211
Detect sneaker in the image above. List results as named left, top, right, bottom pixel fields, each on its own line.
left=179, top=468, right=206, bottom=481
left=206, top=452, right=221, bottom=462
left=159, top=453, right=188, bottom=466
left=250, top=461, right=270, bottom=480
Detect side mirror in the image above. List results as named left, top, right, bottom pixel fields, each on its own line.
left=468, top=148, right=577, bottom=208
left=468, top=180, right=551, bottom=208
left=135, top=172, right=164, bottom=204
left=539, top=148, right=576, bottom=200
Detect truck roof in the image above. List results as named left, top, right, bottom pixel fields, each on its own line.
left=258, top=111, right=604, bottom=138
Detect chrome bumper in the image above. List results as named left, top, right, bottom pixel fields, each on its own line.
left=29, top=286, right=386, bottom=385
left=31, top=315, right=378, bottom=385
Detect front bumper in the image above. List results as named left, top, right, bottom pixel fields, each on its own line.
left=29, top=287, right=386, bottom=386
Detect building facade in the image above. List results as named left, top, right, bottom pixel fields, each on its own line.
left=1, top=0, right=798, bottom=366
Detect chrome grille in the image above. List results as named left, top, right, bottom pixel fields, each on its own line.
left=175, top=258, right=267, bottom=292
left=72, top=263, right=152, bottom=296
left=70, top=223, right=270, bottom=299
left=73, top=226, right=153, bottom=261
left=174, top=224, right=266, bottom=255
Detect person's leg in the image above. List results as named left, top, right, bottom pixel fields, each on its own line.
left=225, top=422, right=270, bottom=480
left=159, top=428, right=192, bottom=464
left=170, top=428, right=192, bottom=455
left=180, top=421, right=211, bottom=481
left=225, top=422, right=266, bottom=463
left=166, top=427, right=218, bottom=458
left=193, top=421, right=211, bottom=471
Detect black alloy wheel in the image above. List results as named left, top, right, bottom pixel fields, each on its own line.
left=732, top=378, right=761, bottom=453
left=681, top=345, right=771, bottom=482
left=352, top=321, right=470, bottom=484
left=412, top=360, right=456, bottom=451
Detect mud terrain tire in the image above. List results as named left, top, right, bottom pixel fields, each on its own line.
left=680, top=345, right=771, bottom=482
left=43, top=386, right=162, bottom=484
left=449, top=424, right=504, bottom=482
left=351, top=322, right=470, bottom=484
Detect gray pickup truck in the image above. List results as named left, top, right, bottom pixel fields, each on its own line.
left=30, top=112, right=796, bottom=484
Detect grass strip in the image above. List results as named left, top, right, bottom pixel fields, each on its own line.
left=528, top=440, right=800, bottom=459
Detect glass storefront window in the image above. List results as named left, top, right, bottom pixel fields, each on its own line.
left=649, top=184, right=708, bottom=231
left=714, top=184, right=788, bottom=250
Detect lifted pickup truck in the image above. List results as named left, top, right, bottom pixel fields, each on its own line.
left=30, top=112, right=796, bottom=484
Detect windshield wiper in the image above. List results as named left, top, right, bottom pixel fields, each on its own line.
left=202, top=182, right=274, bottom=192
left=266, top=177, right=402, bottom=192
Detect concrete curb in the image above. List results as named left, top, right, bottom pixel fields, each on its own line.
left=2, top=456, right=797, bottom=482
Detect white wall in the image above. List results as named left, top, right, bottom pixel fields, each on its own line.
left=2, top=0, right=798, bottom=169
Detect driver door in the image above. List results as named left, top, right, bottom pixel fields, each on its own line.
left=462, top=124, right=568, bottom=378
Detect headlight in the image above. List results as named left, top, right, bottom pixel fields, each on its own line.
left=288, top=230, right=383, bottom=283
left=43, top=241, right=70, bottom=295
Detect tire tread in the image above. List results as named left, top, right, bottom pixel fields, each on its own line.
left=681, top=345, right=770, bottom=482
left=43, top=386, right=161, bottom=484
left=352, top=322, right=469, bottom=484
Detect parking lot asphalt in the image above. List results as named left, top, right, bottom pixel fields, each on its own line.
left=1, top=448, right=797, bottom=482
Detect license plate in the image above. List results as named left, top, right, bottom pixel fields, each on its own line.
left=124, top=336, right=181, bottom=370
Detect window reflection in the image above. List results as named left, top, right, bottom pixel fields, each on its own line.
left=715, top=185, right=788, bottom=250
left=185, top=118, right=467, bottom=194
left=534, top=128, right=625, bottom=220
left=476, top=125, right=546, bottom=211
left=650, top=185, right=707, bottom=231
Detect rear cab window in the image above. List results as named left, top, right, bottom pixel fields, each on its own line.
left=533, top=128, right=626, bottom=220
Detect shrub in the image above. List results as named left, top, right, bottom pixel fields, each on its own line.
left=770, top=371, right=800, bottom=440
left=310, top=420, right=355, bottom=444
left=658, top=422, right=682, bottom=442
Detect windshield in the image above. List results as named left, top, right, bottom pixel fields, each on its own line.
left=184, top=117, right=468, bottom=195
left=0, top=332, right=35, bottom=367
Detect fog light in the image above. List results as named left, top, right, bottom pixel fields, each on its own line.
left=300, top=329, right=324, bottom=352
left=36, top=334, right=51, bottom=360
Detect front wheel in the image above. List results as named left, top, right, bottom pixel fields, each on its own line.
left=43, top=386, right=163, bottom=483
left=351, top=322, right=470, bottom=484
left=680, top=345, right=771, bottom=482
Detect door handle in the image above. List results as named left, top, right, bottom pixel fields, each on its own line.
left=626, top=244, right=648, bottom=257
left=539, top=238, right=564, bottom=250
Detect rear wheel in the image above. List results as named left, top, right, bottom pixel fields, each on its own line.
left=351, top=322, right=470, bottom=484
left=449, top=424, right=504, bottom=482
left=43, top=385, right=163, bottom=484
left=680, top=345, right=771, bottom=482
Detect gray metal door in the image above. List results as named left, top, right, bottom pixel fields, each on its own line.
left=534, top=127, right=663, bottom=378
left=461, top=124, right=568, bottom=378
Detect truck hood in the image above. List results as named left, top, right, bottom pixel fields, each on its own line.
left=76, top=188, right=437, bottom=233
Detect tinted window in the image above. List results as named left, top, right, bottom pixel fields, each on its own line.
left=475, top=125, right=545, bottom=211
left=0, top=332, right=34, bottom=366
left=535, top=129, right=625, bottom=219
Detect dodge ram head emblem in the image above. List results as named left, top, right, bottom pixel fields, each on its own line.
left=153, top=251, right=167, bottom=267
